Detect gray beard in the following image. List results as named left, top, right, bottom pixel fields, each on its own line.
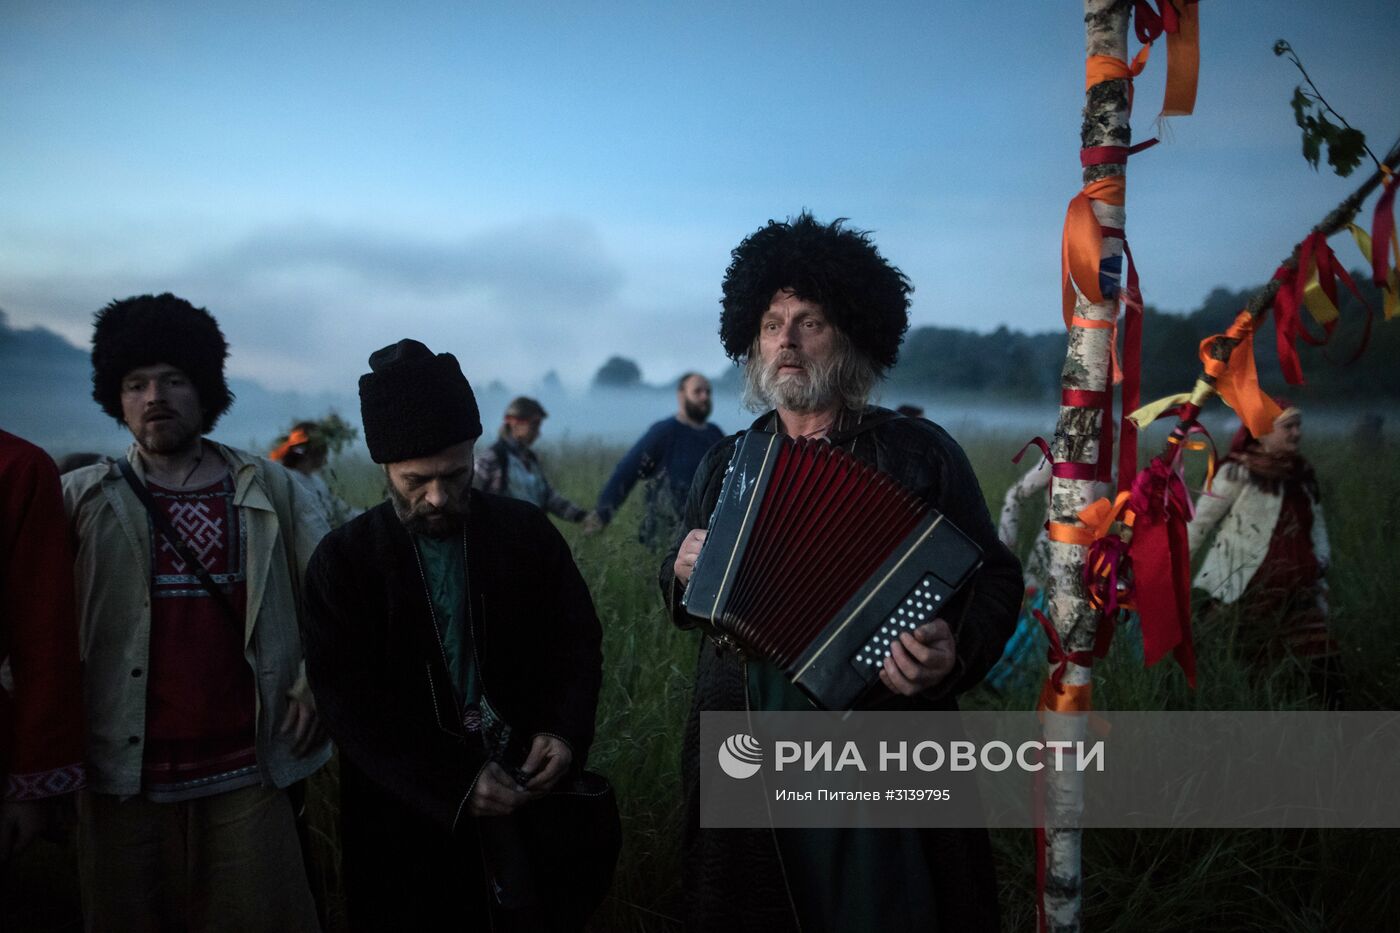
left=751, top=352, right=838, bottom=413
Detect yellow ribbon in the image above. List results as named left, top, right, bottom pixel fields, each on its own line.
left=1128, top=378, right=1217, bottom=429
left=1302, top=264, right=1341, bottom=326
left=1128, top=393, right=1189, bottom=429
left=1348, top=222, right=1400, bottom=321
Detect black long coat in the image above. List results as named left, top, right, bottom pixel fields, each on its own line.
left=302, top=491, right=603, bottom=930
left=661, top=408, right=1023, bottom=933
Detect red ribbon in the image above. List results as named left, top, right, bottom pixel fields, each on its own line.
left=1305, top=230, right=1374, bottom=367
left=1132, top=0, right=1173, bottom=43
left=1014, top=435, right=1100, bottom=483
left=1062, top=388, right=1114, bottom=484
left=1097, top=232, right=1145, bottom=494
left=1373, top=176, right=1397, bottom=288
left=1130, top=0, right=1201, bottom=117
left=1013, top=436, right=1054, bottom=467
left=1084, top=534, right=1132, bottom=622
left=1124, top=456, right=1197, bottom=686
left=1273, top=232, right=1369, bottom=384
left=1034, top=804, right=1047, bottom=933
left=1033, top=609, right=1096, bottom=692
left=1079, top=139, right=1160, bottom=166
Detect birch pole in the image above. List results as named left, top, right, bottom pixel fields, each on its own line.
left=1041, top=2, right=1131, bottom=930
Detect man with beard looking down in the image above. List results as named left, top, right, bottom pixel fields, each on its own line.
left=661, top=213, right=1022, bottom=932
left=594, top=372, right=724, bottom=544
left=300, top=339, right=603, bottom=931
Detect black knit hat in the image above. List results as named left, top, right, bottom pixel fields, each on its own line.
left=358, top=339, right=482, bottom=463
left=91, top=293, right=234, bottom=432
left=719, top=211, right=912, bottom=372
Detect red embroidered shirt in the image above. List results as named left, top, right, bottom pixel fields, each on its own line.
left=142, top=474, right=258, bottom=801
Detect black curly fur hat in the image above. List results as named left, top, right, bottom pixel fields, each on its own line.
left=719, top=211, right=912, bottom=371
left=91, top=293, right=233, bottom=432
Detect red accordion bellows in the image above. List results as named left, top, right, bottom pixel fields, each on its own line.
left=683, top=432, right=983, bottom=710
left=723, top=438, right=926, bottom=667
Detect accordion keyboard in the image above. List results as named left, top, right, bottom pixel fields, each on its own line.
left=852, top=573, right=945, bottom=669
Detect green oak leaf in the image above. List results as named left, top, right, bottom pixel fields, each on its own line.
left=1291, top=86, right=1310, bottom=128
left=1326, top=126, right=1367, bottom=177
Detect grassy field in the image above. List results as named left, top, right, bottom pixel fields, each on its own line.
left=5, top=428, right=1396, bottom=932
left=535, top=430, right=1400, bottom=932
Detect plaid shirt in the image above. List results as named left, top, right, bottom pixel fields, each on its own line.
left=473, top=436, right=587, bottom=523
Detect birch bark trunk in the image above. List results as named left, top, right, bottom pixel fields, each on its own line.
left=1041, top=2, right=1131, bottom=930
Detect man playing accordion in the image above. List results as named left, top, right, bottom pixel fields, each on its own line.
left=663, top=212, right=1022, bottom=933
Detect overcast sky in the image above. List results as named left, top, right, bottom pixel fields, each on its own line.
left=2, top=1, right=1396, bottom=394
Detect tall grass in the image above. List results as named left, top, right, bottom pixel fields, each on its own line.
left=7, top=431, right=1394, bottom=932
left=960, top=431, right=1400, bottom=932
left=319, top=432, right=1400, bottom=932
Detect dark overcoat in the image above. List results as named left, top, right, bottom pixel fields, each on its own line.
left=302, top=491, right=603, bottom=930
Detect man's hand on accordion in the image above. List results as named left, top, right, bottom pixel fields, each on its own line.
left=878, top=618, right=957, bottom=696
left=673, top=529, right=707, bottom=585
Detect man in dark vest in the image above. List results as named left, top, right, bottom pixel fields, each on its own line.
left=301, top=340, right=604, bottom=931
left=662, top=213, right=1022, bottom=932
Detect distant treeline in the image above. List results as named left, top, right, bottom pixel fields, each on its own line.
left=691, top=277, right=1398, bottom=402
left=885, top=276, right=1399, bottom=401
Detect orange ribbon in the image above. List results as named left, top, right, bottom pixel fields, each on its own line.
left=1199, top=311, right=1282, bottom=439
left=1047, top=493, right=1134, bottom=551
left=1085, top=47, right=1151, bottom=91
left=268, top=428, right=311, bottom=462
left=1074, top=492, right=1137, bottom=613
left=1047, top=521, right=1094, bottom=547
left=1062, top=177, right=1126, bottom=326
left=1087, top=1, right=1199, bottom=118
left=1038, top=680, right=1093, bottom=714
left=1079, top=492, right=1135, bottom=540
left=1161, top=3, right=1200, bottom=116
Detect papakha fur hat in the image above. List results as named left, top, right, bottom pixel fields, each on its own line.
left=358, top=338, right=483, bottom=464
left=91, top=293, right=234, bottom=432
left=719, top=211, right=912, bottom=372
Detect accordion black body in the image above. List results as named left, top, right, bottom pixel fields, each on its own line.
left=682, top=431, right=983, bottom=710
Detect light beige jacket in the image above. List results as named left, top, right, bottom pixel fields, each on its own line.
left=62, top=442, right=332, bottom=796
left=1186, top=461, right=1330, bottom=605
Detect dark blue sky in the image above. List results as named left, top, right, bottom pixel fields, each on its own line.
left=2, top=1, right=1396, bottom=393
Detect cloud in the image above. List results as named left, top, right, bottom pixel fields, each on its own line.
left=0, top=215, right=646, bottom=392
left=186, top=217, right=625, bottom=305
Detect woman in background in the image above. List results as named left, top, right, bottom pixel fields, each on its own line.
left=1188, top=402, right=1344, bottom=707
left=270, top=420, right=360, bottom=527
